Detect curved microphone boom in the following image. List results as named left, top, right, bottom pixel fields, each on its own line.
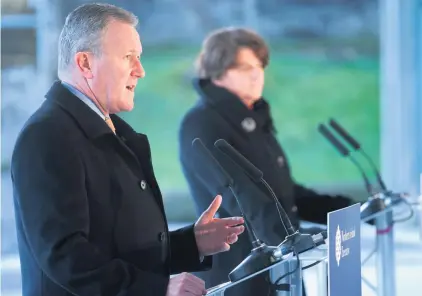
left=214, top=139, right=326, bottom=258
left=192, top=138, right=260, bottom=247
left=214, top=139, right=263, bottom=182
left=192, top=138, right=233, bottom=188
left=318, top=123, right=374, bottom=195
left=328, top=118, right=387, bottom=191
left=192, top=138, right=284, bottom=282
left=320, top=119, right=408, bottom=222
left=214, top=139, right=295, bottom=236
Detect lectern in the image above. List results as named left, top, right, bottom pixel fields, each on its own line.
left=206, top=203, right=366, bottom=296
left=205, top=245, right=328, bottom=296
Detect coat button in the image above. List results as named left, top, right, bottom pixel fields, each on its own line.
left=139, top=180, right=147, bottom=190
left=291, top=205, right=298, bottom=213
left=241, top=117, right=256, bottom=132
left=158, top=231, right=166, bottom=242
left=277, top=156, right=284, bottom=167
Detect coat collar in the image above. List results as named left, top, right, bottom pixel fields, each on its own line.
left=45, top=80, right=141, bottom=140
left=193, top=78, right=275, bottom=134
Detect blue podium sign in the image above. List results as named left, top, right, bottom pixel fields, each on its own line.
left=327, top=203, right=361, bottom=296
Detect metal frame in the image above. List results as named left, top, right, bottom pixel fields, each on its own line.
left=375, top=211, right=396, bottom=296
left=1, top=14, right=36, bottom=29
left=361, top=196, right=399, bottom=296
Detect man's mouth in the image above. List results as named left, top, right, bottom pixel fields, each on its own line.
left=126, top=85, right=135, bottom=92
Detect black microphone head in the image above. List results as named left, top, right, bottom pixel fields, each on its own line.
left=214, top=139, right=263, bottom=182
left=329, top=118, right=361, bottom=150
left=192, top=138, right=233, bottom=188
left=318, top=124, right=350, bottom=157
left=318, top=124, right=374, bottom=194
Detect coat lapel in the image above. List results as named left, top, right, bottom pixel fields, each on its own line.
left=111, top=115, right=166, bottom=213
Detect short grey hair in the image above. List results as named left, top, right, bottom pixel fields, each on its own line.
left=195, top=27, right=269, bottom=80
left=58, top=3, right=138, bottom=77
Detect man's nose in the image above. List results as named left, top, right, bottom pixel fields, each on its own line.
left=132, top=60, right=145, bottom=78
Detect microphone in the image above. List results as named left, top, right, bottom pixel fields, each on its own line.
left=192, top=138, right=284, bottom=282
left=214, top=139, right=263, bottom=182
left=317, top=123, right=349, bottom=157
left=192, top=138, right=233, bottom=188
left=318, top=120, right=407, bottom=224
left=317, top=123, right=374, bottom=195
left=192, top=138, right=260, bottom=247
left=328, top=118, right=387, bottom=191
left=214, top=139, right=325, bottom=256
left=214, top=139, right=294, bottom=236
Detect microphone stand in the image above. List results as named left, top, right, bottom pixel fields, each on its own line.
left=194, top=137, right=327, bottom=293
left=227, top=185, right=283, bottom=282
left=215, top=143, right=327, bottom=282
left=227, top=182, right=327, bottom=284
left=227, top=181, right=327, bottom=283
left=318, top=119, right=413, bottom=296
left=191, top=138, right=286, bottom=282
left=260, top=177, right=326, bottom=257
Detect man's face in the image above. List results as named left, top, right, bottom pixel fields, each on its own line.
left=223, top=47, right=265, bottom=105
left=89, top=20, right=144, bottom=114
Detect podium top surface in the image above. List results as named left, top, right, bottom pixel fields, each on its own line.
left=205, top=245, right=327, bottom=295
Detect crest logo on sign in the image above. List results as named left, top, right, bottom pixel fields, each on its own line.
left=335, top=225, right=342, bottom=266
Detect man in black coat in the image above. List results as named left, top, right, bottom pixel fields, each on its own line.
left=11, top=4, right=245, bottom=296
left=178, top=28, right=354, bottom=295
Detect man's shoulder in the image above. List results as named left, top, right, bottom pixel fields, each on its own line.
left=13, top=100, right=76, bottom=155
left=22, top=99, right=70, bottom=132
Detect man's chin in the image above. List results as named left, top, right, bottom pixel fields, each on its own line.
left=121, top=106, right=134, bottom=113
left=249, top=96, right=262, bottom=104
left=119, top=101, right=135, bottom=112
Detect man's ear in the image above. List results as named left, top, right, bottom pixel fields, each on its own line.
left=74, top=52, right=94, bottom=79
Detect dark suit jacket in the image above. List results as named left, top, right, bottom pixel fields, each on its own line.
left=178, top=79, right=351, bottom=295
left=11, top=81, right=211, bottom=296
